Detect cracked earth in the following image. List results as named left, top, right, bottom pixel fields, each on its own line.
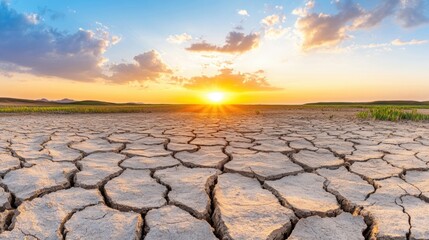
left=0, top=109, right=428, bottom=240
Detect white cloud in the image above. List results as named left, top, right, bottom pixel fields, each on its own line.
left=346, top=38, right=428, bottom=52
left=238, top=9, right=249, bottom=16
left=391, top=38, right=428, bottom=46
left=111, top=35, right=122, bottom=45
left=292, top=0, right=315, bottom=17
left=25, top=13, right=40, bottom=24
left=167, top=33, right=193, bottom=44
left=261, top=12, right=287, bottom=40
left=261, top=14, right=280, bottom=26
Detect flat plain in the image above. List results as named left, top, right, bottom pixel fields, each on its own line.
left=0, top=107, right=428, bottom=239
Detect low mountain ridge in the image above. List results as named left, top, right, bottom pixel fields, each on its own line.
left=0, top=97, right=119, bottom=105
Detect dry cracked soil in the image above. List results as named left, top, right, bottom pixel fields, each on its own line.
left=0, top=108, right=428, bottom=240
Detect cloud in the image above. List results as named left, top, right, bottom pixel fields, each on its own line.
left=183, top=68, right=280, bottom=92
left=353, top=0, right=429, bottom=28
left=347, top=38, right=427, bottom=52
left=292, top=0, right=315, bottom=17
left=0, top=2, right=116, bottom=81
left=167, top=33, right=193, bottom=44
left=0, top=63, right=19, bottom=77
left=396, top=0, right=429, bottom=27
left=353, top=0, right=400, bottom=28
left=111, top=35, right=122, bottom=45
left=296, top=0, right=363, bottom=50
left=295, top=0, right=429, bottom=50
left=186, top=31, right=260, bottom=54
left=108, top=50, right=172, bottom=84
left=238, top=9, right=249, bottom=16
left=391, top=38, right=428, bottom=45
left=261, top=13, right=287, bottom=40
left=261, top=14, right=280, bottom=26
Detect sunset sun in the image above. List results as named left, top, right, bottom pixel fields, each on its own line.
left=206, top=91, right=225, bottom=104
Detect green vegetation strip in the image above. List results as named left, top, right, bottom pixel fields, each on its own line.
left=0, top=105, right=159, bottom=113
left=357, top=107, right=429, bottom=121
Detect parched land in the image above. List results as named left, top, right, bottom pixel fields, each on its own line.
left=0, top=108, right=428, bottom=239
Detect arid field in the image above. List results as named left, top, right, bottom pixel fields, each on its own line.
left=0, top=107, right=428, bottom=239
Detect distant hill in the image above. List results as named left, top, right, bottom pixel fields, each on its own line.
left=305, top=100, right=429, bottom=106
left=55, top=98, right=76, bottom=104
left=71, top=100, right=116, bottom=105
left=0, top=97, right=129, bottom=106
left=2, top=97, right=428, bottom=107
left=35, top=98, right=76, bottom=104
left=0, top=97, right=53, bottom=106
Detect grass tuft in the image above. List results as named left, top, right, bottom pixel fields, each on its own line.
left=357, top=107, right=429, bottom=121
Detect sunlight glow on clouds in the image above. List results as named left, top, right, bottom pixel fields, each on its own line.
left=186, top=31, right=260, bottom=54
left=261, top=14, right=281, bottom=26
left=108, top=50, right=172, bottom=84
left=391, top=38, right=428, bottom=46
left=261, top=13, right=288, bottom=40
left=183, top=68, right=280, bottom=92
left=292, top=0, right=315, bottom=17
left=295, top=1, right=363, bottom=50
left=295, top=0, right=429, bottom=50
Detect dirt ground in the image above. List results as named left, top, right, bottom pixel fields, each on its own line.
left=0, top=108, right=428, bottom=239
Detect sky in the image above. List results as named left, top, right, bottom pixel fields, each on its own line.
left=0, top=0, right=428, bottom=104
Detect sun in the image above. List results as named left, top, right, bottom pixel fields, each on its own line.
left=206, top=91, right=225, bottom=104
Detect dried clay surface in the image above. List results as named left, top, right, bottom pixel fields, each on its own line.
left=0, top=109, right=428, bottom=239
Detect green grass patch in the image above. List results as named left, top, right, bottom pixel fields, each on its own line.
left=357, top=107, right=429, bottom=121
left=306, top=100, right=429, bottom=108
left=305, top=104, right=429, bottom=109
left=0, top=105, right=173, bottom=114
